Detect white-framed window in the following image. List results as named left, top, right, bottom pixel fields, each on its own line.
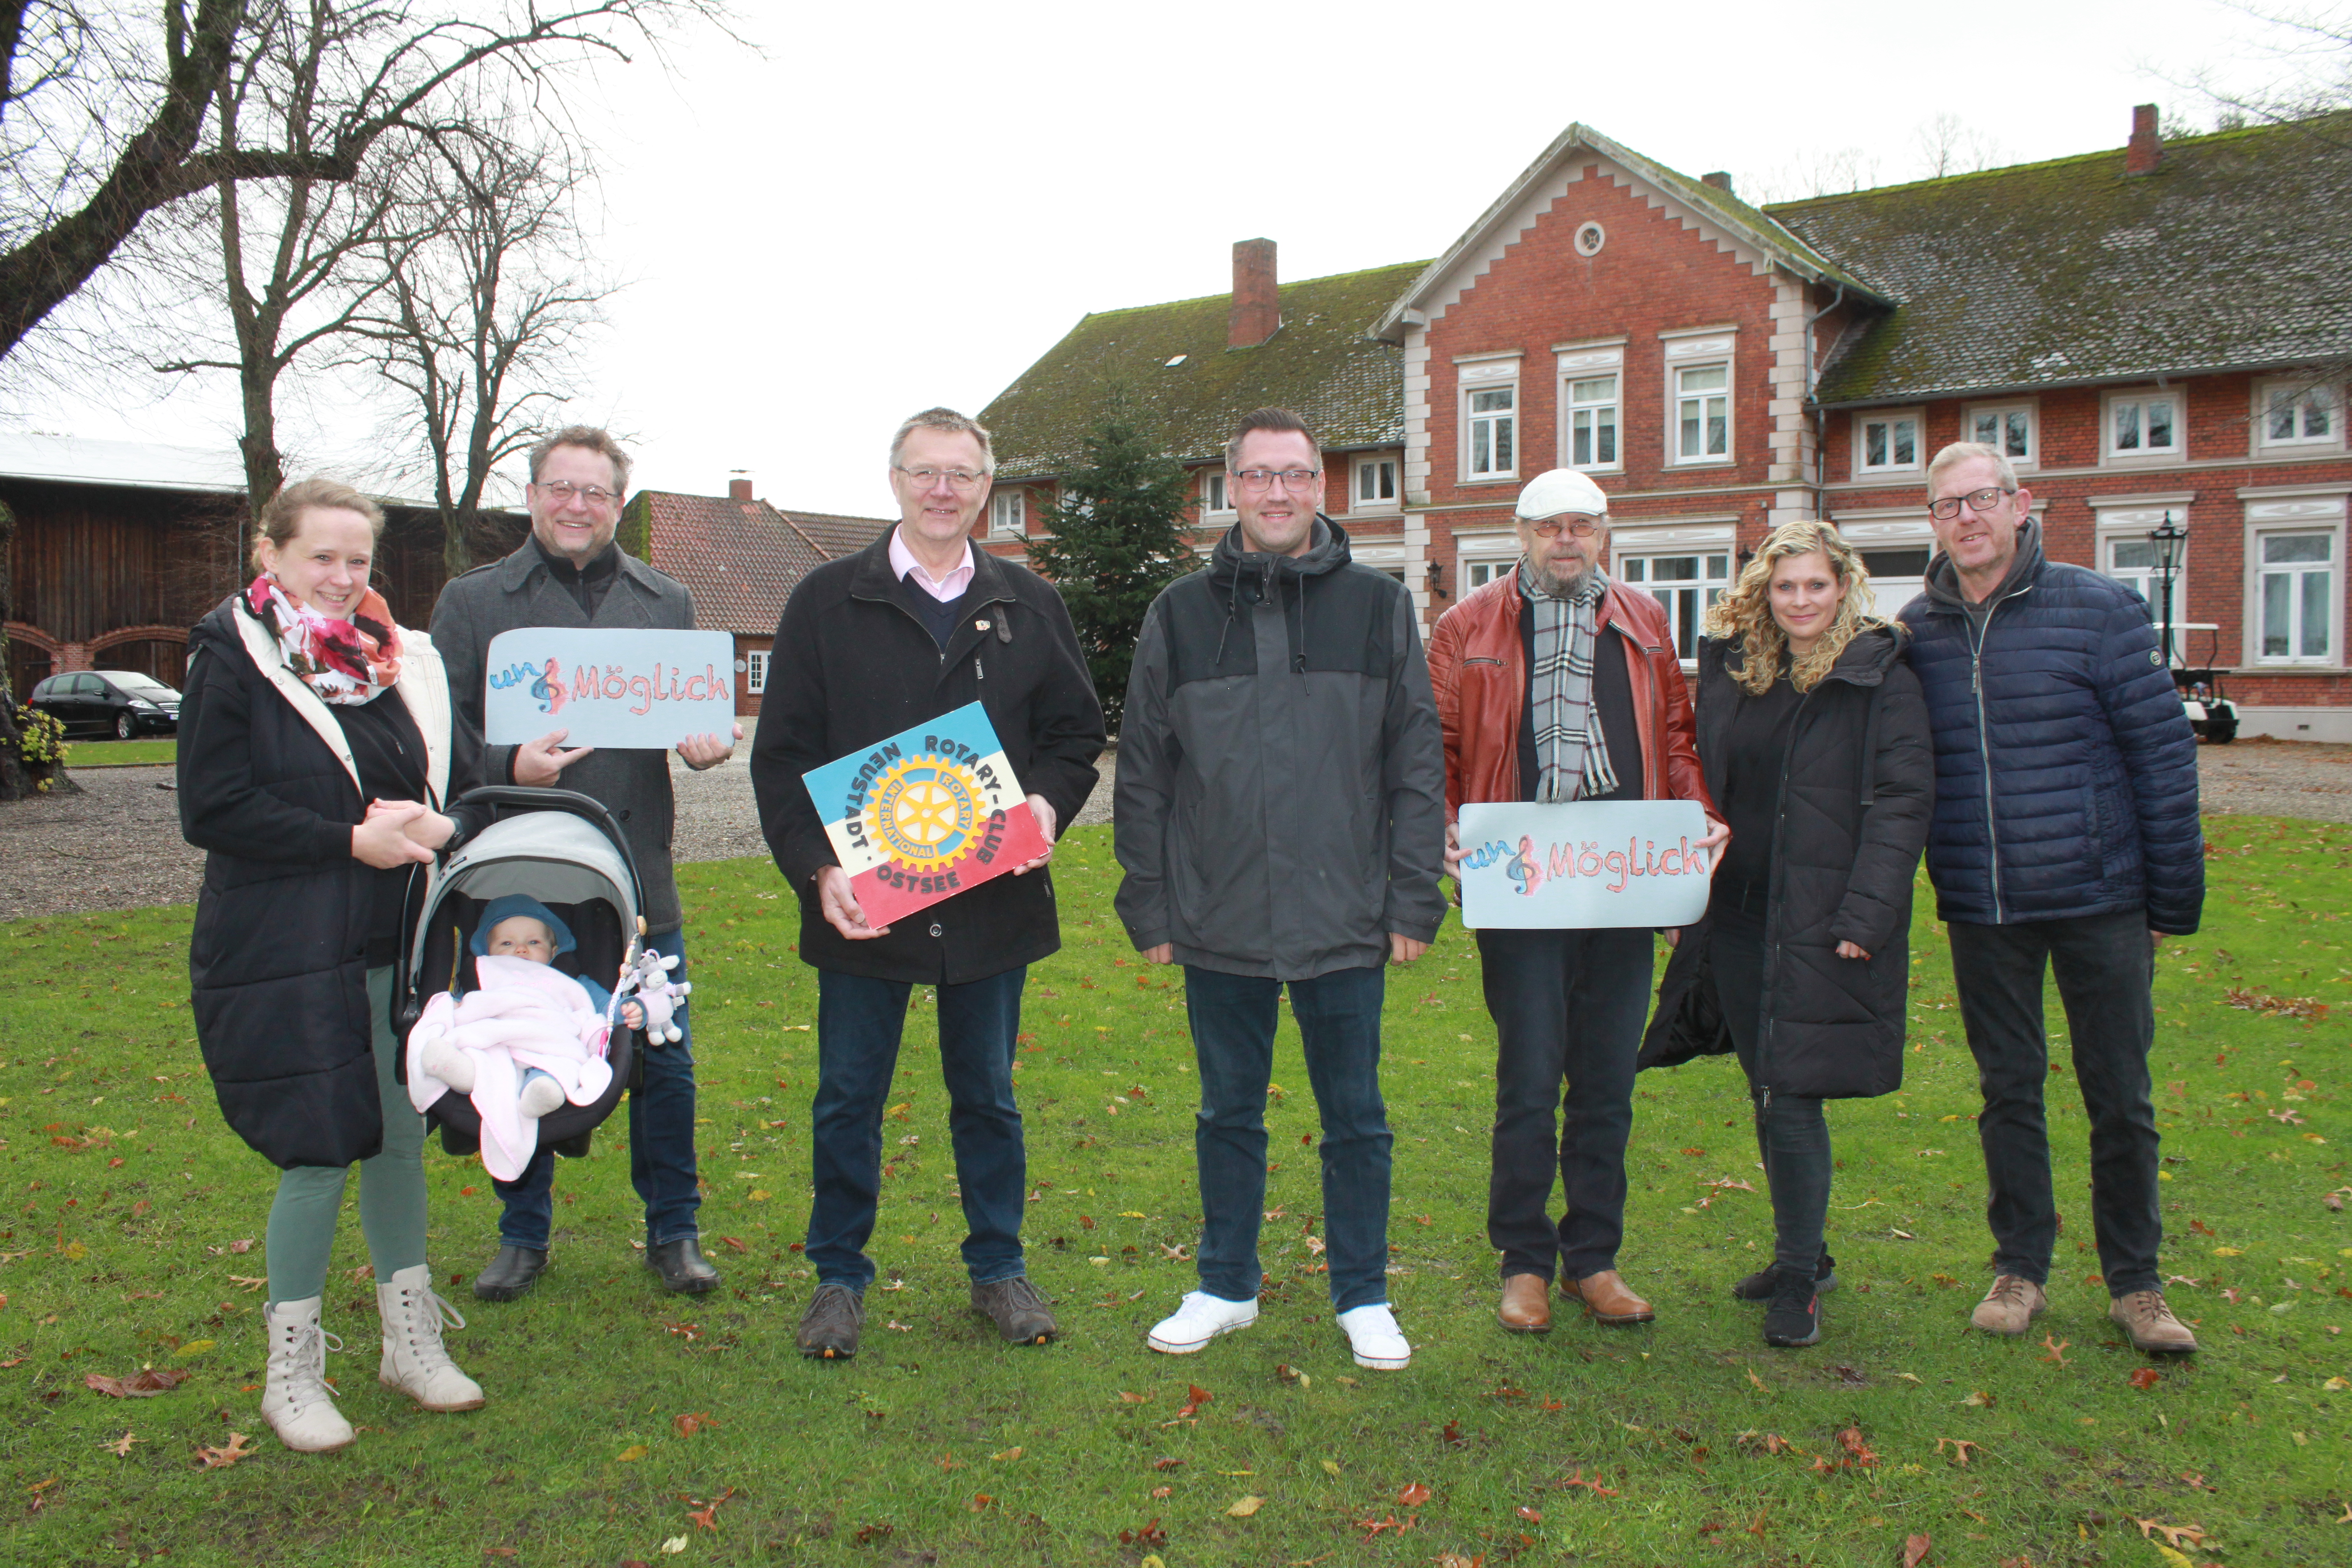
left=1964, top=402, right=2036, bottom=466
left=744, top=649, right=769, bottom=695
left=2255, top=530, right=2337, bottom=663
left=988, top=489, right=1025, bottom=539
left=1857, top=546, right=1932, bottom=619
left=1465, top=384, right=1517, bottom=479
left=2257, top=381, right=2342, bottom=450
left=1465, top=559, right=1512, bottom=590
left=1617, top=550, right=1732, bottom=659
left=1556, top=375, right=1614, bottom=471
left=1352, top=455, right=1398, bottom=511
left=1854, top=410, right=1923, bottom=475
left=2104, top=536, right=2170, bottom=608
left=1671, top=363, right=1731, bottom=465
left=2105, top=389, right=2184, bottom=460
left=1200, top=470, right=1230, bottom=515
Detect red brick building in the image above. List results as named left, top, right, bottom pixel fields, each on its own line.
left=629, top=480, right=890, bottom=719
left=985, top=109, right=2352, bottom=740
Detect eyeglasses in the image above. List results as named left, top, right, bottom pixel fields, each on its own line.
left=1525, top=517, right=1601, bottom=539
left=535, top=480, right=620, bottom=508
left=895, top=466, right=988, bottom=491
left=1928, top=486, right=2014, bottom=521
left=1233, top=468, right=1322, bottom=493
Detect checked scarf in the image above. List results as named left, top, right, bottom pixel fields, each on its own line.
left=1518, top=558, right=1620, bottom=803
left=245, top=573, right=403, bottom=705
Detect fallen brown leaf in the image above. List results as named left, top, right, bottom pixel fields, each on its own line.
left=194, top=1431, right=254, bottom=1469
left=1935, top=1437, right=1982, bottom=1466
left=672, top=1411, right=718, bottom=1437
left=103, top=1431, right=140, bottom=1456
left=85, top=1368, right=190, bottom=1398
left=1902, top=1532, right=1931, bottom=1568
left=1397, top=1481, right=1432, bottom=1506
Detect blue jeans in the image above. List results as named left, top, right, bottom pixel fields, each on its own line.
left=805, top=965, right=1029, bottom=1293
left=1477, top=925, right=1654, bottom=1281
left=1183, top=963, right=1392, bottom=1313
left=493, top=931, right=700, bottom=1250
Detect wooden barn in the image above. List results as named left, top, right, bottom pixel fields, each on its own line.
left=2, top=433, right=523, bottom=699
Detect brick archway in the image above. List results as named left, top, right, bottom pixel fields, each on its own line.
left=5, top=621, right=61, bottom=701
left=89, top=625, right=192, bottom=690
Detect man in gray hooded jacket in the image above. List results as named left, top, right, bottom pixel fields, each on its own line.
left=1115, top=406, right=1446, bottom=1372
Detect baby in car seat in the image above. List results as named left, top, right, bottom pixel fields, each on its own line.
left=406, top=894, right=638, bottom=1179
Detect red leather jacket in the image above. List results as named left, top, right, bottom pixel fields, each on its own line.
left=1427, top=567, right=1716, bottom=821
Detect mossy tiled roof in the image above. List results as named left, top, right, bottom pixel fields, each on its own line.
left=982, top=260, right=1428, bottom=481
left=1774, top=113, right=2352, bottom=406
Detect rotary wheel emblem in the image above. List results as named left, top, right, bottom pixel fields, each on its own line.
left=865, top=755, right=982, bottom=873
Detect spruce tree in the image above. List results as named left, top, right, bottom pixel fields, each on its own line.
left=1027, top=394, right=1198, bottom=733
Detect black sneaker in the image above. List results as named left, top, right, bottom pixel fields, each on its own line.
left=1733, top=1251, right=1836, bottom=1301
left=1762, top=1268, right=1821, bottom=1348
left=797, top=1282, right=866, bottom=1360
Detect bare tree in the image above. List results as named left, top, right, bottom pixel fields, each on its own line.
left=350, top=119, right=614, bottom=577
left=1910, top=112, right=2009, bottom=180
left=2159, top=1, right=2351, bottom=138
left=0, top=0, right=715, bottom=365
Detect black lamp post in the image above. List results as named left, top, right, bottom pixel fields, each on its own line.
left=2149, top=510, right=2188, bottom=673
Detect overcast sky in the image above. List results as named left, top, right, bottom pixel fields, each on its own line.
left=13, top=0, right=2325, bottom=519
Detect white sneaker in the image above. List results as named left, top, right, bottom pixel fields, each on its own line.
left=259, top=1296, right=354, bottom=1452
left=1337, top=1303, right=1411, bottom=1371
left=1146, top=1291, right=1258, bottom=1354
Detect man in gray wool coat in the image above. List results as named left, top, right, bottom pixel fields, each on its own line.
left=430, top=425, right=739, bottom=1303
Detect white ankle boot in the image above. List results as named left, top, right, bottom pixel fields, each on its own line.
left=260, top=1296, right=355, bottom=1452
left=376, top=1265, right=486, bottom=1412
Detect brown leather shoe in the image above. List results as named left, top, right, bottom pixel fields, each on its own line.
left=1498, top=1273, right=1552, bottom=1333
left=2109, top=1289, right=2199, bottom=1354
left=1562, top=1269, right=1655, bottom=1325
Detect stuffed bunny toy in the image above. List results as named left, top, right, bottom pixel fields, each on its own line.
left=618, top=946, right=691, bottom=1044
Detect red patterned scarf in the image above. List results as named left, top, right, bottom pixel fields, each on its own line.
left=245, top=574, right=404, bottom=704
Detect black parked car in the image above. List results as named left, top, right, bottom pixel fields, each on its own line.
left=27, top=670, right=183, bottom=739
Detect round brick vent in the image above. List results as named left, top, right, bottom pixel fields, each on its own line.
left=1574, top=222, right=1606, bottom=257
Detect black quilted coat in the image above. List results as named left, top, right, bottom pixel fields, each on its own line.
left=1639, top=626, right=1933, bottom=1098
left=179, top=595, right=470, bottom=1169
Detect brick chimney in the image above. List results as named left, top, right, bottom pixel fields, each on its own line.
left=728, top=476, right=753, bottom=502
left=1229, top=238, right=1278, bottom=349
left=1701, top=171, right=1734, bottom=193
left=2126, top=103, right=2162, bottom=176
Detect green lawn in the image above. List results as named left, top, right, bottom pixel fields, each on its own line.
left=59, top=738, right=178, bottom=769
left=3, top=820, right=2347, bottom=1566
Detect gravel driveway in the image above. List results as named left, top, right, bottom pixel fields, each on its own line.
left=2, top=734, right=1119, bottom=921
left=3, top=736, right=2333, bottom=924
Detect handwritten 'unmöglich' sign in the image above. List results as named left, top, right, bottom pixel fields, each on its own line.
left=1457, top=799, right=1713, bottom=929
left=482, top=629, right=737, bottom=748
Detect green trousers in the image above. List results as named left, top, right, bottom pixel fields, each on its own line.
left=264, top=967, right=429, bottom=1305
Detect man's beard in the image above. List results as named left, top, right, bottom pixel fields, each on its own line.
left=1525, top=551, right=1592, bottom=598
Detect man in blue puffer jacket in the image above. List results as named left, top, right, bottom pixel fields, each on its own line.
left=1900, top=442, right=2204, bottom=1357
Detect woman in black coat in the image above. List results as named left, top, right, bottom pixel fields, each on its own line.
left=179, top=478, right=488, bottom=1454
left=1640, top=521, right=1932, bottom=1349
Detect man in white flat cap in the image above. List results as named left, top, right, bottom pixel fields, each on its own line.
left=1427, top=469, right=1724, bottom=1334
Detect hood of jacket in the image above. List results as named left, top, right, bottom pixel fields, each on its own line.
left=1205, top=516, right=1352, bottom=674
left=1923, top=516, right=2045, bottom=614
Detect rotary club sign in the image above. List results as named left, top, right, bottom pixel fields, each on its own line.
left=800, top=702, right=1051, bottom=926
